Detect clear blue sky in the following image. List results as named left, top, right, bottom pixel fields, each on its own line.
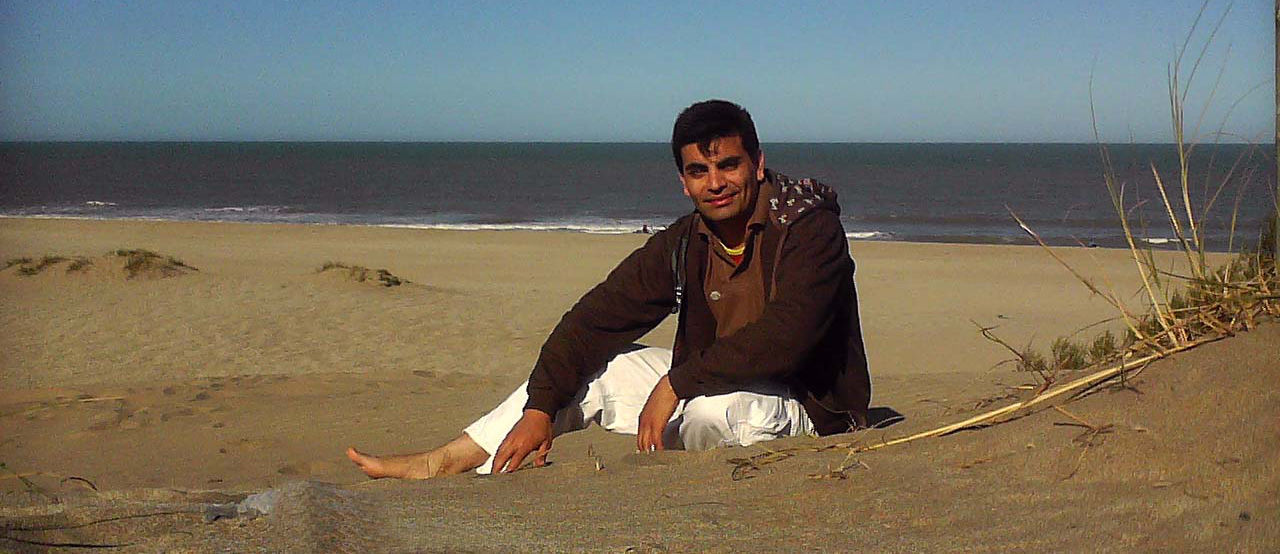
left=1, top=0, right=1273, bottom=142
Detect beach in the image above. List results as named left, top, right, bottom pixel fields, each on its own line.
left=1, top=217, right=1275, bottom=551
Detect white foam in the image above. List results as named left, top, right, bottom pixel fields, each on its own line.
left=204, top=205, right=289, bottom=213
left=84, top=201, right=117, bottom=207
left=846, top=231, right=893, bottom=240
left=377, top=221, right=651, bottom=235
left=1141, top=237, right=1175, bottom=245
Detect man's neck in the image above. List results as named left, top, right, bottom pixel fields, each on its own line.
left=707, top=218, right=749, bottom=250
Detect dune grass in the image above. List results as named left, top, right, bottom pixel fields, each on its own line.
left=111, top=249, right=196, bottom=279
left=5, top=255, right=69, bottom=276
left=983, top=0, right=1278, bottom=387
left=3, top=250, right=196, bottom=278
left=728, top=1, right=1277, bottom=479
left=316, top=261, right=408, bottom=287
left=5, top=255, right=86, bottom=276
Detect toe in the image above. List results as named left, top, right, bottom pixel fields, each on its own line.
left=346, top=447, right=385, bottom=477
left=346, top=447, right=366, bottom=464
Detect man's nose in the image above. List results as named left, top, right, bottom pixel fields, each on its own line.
left=707, top=170, right=727, bottom=190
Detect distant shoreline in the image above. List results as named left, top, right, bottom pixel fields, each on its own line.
left=3, top=142, right=1269, bottom=252
left=1, top=214, right=1235, bottom=251
left=2, top=140, right=1273, bottom=146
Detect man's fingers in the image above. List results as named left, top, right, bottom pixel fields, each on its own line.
left=492, top=444, right=513, bottom=475
left=643, top=429, right=662, bottom=451
left=502, top=447, right=532, bottom=473
left=636, top=422, right=660, bottom=452
left=636, top=424, right=650, bottom=451
left=534, top=441, right=551, bottom=467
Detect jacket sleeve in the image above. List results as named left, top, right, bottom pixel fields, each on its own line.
left=666, top=211, right=850, bottom=398
left=523, top=226, right=681, bottom=417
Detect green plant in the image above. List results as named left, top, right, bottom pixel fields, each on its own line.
left=1087, top=330, right=1119, bottom=365
left=1016, top=347, right=1048, bottom=376
left=1050, top=337, right=1089, bottom=371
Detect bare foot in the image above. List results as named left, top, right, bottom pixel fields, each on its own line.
left=346, top=434, right=488, bottom=480
left=346, top=447, right=440, bottom=479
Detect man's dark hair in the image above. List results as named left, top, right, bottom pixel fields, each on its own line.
left=670, top=99, right=761, bottom=172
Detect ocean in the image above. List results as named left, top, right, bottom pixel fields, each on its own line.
left=1, top=142, right=1274, bottom=249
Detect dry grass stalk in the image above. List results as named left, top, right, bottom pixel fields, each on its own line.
left=972, top=320, right=1052, bottom=383
left=852, top=337, right=1205, bottom=451
left=1050, top=406, right=1114, bottom=480
left=1010, top=211, right=1166, bottom=354
left=728, top=336, right=1217, bottom=478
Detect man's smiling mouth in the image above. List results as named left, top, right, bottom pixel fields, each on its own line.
left=706, top=192, right=737, bottom=207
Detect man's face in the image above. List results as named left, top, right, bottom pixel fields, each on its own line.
left=678, top=135, right=765, bottom=226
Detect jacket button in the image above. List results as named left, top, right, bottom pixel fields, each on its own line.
left=709, top=291, right=722, bottom=301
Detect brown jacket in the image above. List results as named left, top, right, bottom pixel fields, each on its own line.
left=524, top=170, right=871, bottom=435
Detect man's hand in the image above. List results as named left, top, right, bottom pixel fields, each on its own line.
left=636, top=375, right=680, bottom=452
left=492, top=409, right=553, bottom=473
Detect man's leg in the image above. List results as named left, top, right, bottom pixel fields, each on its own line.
left=346, top=434, right=488, bottom=480
left=348, top=347, right=674, bottom=479
left=675, top=386, right=814, bottom=451
left=464, top=346, right=674, bottom=474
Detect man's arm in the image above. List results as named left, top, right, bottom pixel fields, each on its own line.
left=523, top=223, right=684, bottom=416
left=491, top=225, right=683, bottom=471
left=666, top=211, right=851, bottom=397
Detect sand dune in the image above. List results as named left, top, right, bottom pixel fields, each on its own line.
left=1, top=217, right=1272, bottom=551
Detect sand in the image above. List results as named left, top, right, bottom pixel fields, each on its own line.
left=0, top=217, right=1274, bottom=551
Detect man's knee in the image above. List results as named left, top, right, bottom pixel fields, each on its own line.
left=677, top=396, right=735, bottom=450
left=680, top=396, right=727, bottom=429
left=679, top=393, right=793, bottom=450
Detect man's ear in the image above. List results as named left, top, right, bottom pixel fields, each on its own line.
left=755, top=150, right=766, bottom=182
left=679, top=172, right=691, bottom=198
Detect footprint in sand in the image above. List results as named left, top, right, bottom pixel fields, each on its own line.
left=86, top=401, right=153, bottom=431
left=277, top=460, right=337, bottom=477
left=159, top=407, right=195, bottom=422
left=221, top=437, right=275, bottom=453
left=117, top=407, right=153, bottom=430
left=87, top=409, right=124, bottom=431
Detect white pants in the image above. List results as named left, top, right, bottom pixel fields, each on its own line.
left=463, top=347, right=814, bottom=474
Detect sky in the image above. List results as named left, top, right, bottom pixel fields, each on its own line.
left=0, top=1, right=1273, bottom=143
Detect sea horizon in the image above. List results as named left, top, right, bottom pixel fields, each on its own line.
left=2, top=141, right=1273, bottom=250
left=3, top=139, right=1272, bottom=146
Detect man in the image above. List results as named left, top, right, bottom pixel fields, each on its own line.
left=347, top=100, right=871, bottom=478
